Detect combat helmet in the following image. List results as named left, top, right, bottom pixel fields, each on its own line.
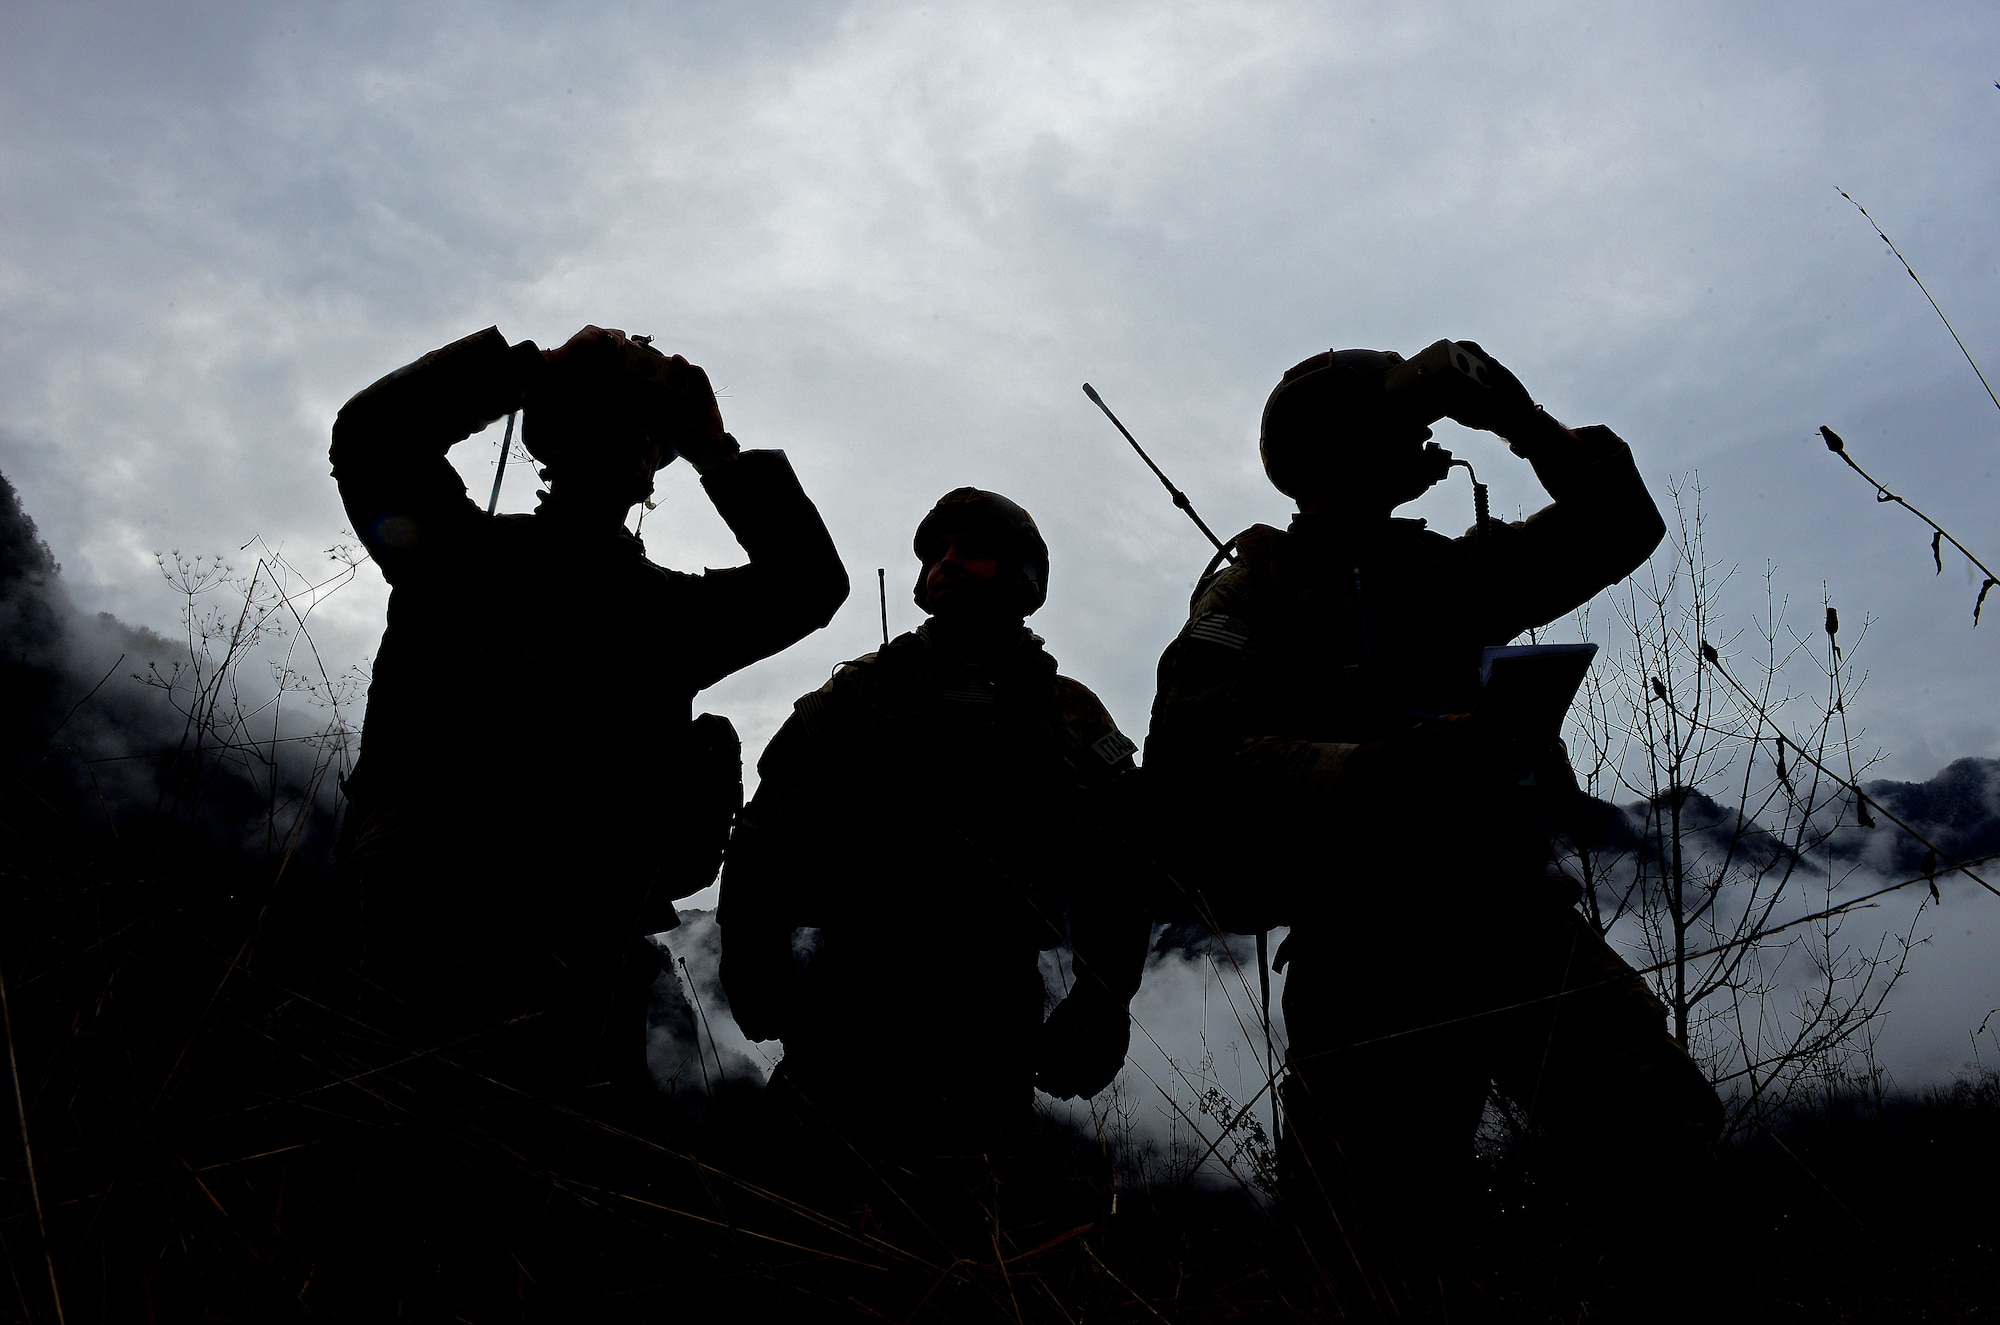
left=1259, top=348, right=1419, bottom=500
left=912, top=487, right=1050, bottom=616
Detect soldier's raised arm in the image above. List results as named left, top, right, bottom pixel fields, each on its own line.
left=329, top=326, right=544, bottom=578
left=332, top=325, right=847, bottom=657
left=1432, top=344, right=1666, bottom=638
left=1140, top=339, right=1718, bottom=1310
left=670, top=443, right=850, bottom=692
left=545, top=333, right=849, bottom=688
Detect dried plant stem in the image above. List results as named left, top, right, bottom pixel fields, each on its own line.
left=1699, top=642, right=1999, bottom=899
left=1, top=957, right=67, bottom=1325
left=1695, top=850, right=2000, bottom=956
left=1838, top=188, right=2000, bottom=416
left=1817, top=426, right=1999, bottom=624
left=1569, top=481, right=1930, bottom=1130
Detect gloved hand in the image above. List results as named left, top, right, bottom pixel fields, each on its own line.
left=642, top=354, right=736, bottom=473
left=1436, top=340, right=1538, bottom=439
left=533, top=326, right=736, bottom=471
left=1034, top=985, right=1132, bottom=1100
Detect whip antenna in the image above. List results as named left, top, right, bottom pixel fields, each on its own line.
left=1082, top=383, right=1233, bottom=559
left=485, top=410, right=518, bottom=515
left=877, top=568, right=888, bottom=645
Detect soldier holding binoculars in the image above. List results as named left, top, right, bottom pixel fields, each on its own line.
left=1144, top=339, right=1721, bottom=1317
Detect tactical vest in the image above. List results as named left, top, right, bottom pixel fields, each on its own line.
left=1184, top=519, right=1494, bottom=749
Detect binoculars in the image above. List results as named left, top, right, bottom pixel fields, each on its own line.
left=1382, top=339, right=1505, bottom=430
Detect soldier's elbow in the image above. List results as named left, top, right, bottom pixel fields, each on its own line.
left=813, top=562, right=851, bottom=625
left=781, top=570, right=847, bottom=637
left=1627, top=502, right=1668, bottom=569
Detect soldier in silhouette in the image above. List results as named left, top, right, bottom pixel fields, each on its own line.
left=306, top=324, right=846, bottom=1313
left=330, top=323, right=845, bottom=1088
left=720, top=489, right=1148, bottom=1173
left=1144, top=342, right=1721, bottom=1316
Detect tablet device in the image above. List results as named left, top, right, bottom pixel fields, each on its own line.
left=1476, top=643, right=1598, bottom=742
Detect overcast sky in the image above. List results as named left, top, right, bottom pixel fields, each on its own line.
left=3, top=2, right=1996, bottom=1083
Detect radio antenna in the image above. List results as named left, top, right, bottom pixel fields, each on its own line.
left=485, top=411, right=518, bottom=515
left=1082, top=384, right=1232, bottom=559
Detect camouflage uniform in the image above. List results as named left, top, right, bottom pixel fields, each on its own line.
left=721, top=616, right=1149, bottom=1158
left=326, top=326, right=847, bottom=1093
left=1146, top=422, right=1720, bottom=1302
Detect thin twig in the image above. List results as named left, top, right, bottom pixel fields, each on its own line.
left=1816, top=426, right=1998, bottom=624
left=1, top=955, right=68, bottom=1325
left=1838, top=188, right=2000, bottom=415
left=41, top=653, right=126, bottom=747
left=1699, top=640, right=1999, bottom=898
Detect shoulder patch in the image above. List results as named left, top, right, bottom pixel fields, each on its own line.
left=790, top=688, right=834, bottom=736
left=1185, top=612, right=1252, bottom=650
left=1091, top=729, right=1138, bottom=766
left=940, top=677, right=997, bottom=705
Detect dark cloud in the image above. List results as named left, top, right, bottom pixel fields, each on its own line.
left=2, top=0, right=1995, bottom=1104
left=5, top=0, right=1995, bottom=786
left=0, top=469, right=349, bottom=853
left=1584, top=758, right=2000, bottom=899
left=1863, top=758, right=2000, bottom=875
left=2, top=469, right=184, bottom=817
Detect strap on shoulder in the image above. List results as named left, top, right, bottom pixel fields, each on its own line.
left=1190, top=523, right=1288, bottom=613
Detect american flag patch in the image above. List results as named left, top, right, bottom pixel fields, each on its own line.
left=1091, top=730, right=1138, bottom=765
left=791, top=690, right=832, bottom=734
left=1185, top=613, right=1251, bottom=650
left=941, top=679, right=997, bottom=705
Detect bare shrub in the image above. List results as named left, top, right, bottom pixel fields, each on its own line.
left=1563, top=476, right=1925, bottom=1134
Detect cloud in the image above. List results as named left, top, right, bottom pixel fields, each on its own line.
left=659, top=903, right=1288, bottom=1188
left=655, top=909, right=774, bottom=1103
left=2, top=468, right=189, bottom=814
left=3, top=0, right=1996, bottom=1096
left=0, top=466, right=360, bottom=889
left=1571, top=756, right=2000, bottom=1095
left=1861, top=758, right=2000, bottom=876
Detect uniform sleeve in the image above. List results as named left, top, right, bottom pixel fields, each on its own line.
left=716, top=668, right=855, bottom=1040
left=1145, top=561, right=1368, bottom=815
left=1142, top=555, right=1369, bottom=931
left=1463, top=425, right=1666, bottom=640
left=328, top=327, right=542, bottom=582
left=671, top=450, right=851, bottom=693
left=1053, top=680, right=1152, bottom=1005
